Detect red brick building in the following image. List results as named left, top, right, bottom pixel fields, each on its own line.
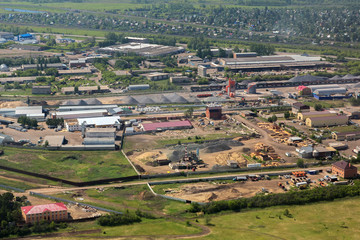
left=206, top=106, right=222, bottom=120
left=21, top=203, right=68, bottom=224
left=332, top=161, right=358, bottom=179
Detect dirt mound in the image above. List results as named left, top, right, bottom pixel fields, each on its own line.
left=231, top=188, right=239, bottom=193
left=204, top=143, right=231, bottom=153
left=207, top=192, right=218, bottom=201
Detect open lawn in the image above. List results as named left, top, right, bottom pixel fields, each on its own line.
left=302, top=99, right=346, bottom=109
left=196, top=197, right=360, bottom=240
left=0, top=176, right=41, bottom=190
left=0, top=147, right=136, bottom=182
left=61, top=218, right=201, bottom=239
left=327, top=125, right=360, bottom=133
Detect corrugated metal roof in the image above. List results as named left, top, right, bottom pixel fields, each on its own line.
left=78, top=116, right=120, bottom=126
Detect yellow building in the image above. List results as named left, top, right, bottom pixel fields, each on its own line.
left=305, top=115, right=348, bottom=127
left=298, top=111, right=337, bottom=121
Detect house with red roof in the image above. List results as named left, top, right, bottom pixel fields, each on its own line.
left=21, top=203, right=68, bottom=223
left=332, top=161, right=358, bottom=179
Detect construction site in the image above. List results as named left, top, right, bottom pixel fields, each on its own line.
left=158, top=169, right=343, bottom=203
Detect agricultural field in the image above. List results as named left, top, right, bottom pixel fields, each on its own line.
left=0, top=147, right=136, bottom=182
left=198, top=197, right=360, bottom=240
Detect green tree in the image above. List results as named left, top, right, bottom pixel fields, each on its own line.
left=284, top=111, right=290, bottom=119
left=184, top=107, right=194, bottom=118
left=297, top=159, right=305, bottom=168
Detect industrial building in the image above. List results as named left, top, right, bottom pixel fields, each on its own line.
left=0, top=76, right=39, bottom=85
left=61, top=87, right=75, bottom=95
left=341, top=108, right=360, bottom=119
left=21, top=203, right=68, bottom=224
left=143, top=59, right=166, bottom=68
left=297, top=111, right=337, bottom=121
left=69, top=60, right=86, bottom=68
left=246, top=82, right=257, bottom=94
left=58, top=105, right=117, bottom=112
left=32, top=86, right=51, bottom=95
left=99, top=43, right=185, bottom=57
left=292, top=102, right=310, bottom=114
left=78, top=116, right=121, bottom=128
left=216, top=55, right=329, bottom=72
left=305, top=115, right=348, bottom=127
left=85, top=128, right=116, bottom=138
left=233, top=52, right=257, bottom=58
left=206, top=106, right=222, bottom=120
left=140, top=120, right=193, bottom=132
left=0, top=32, right=14, bottom=40
left=83, top=137, right=115, bottom=145
left=309, top=84, right=341, bottom=92
left=332, top=161, right=358, bottom=179
left=15, top=106, right=43, bottom=118
left=141, top=72, right=169, bottom=81
left=52, top=109, right=108, bottom=119
left=21, top=63, right=66, bottom=70
left=78, top=86, right=110, bottom=94
left=65, top=120, right=82, bottom=132
left=58, top=69, right=92, bottom=76
left=297, top=86, right=312, bottom=96
left=332, top=131, right=360, bottom=141
left=313, top=87, right=347, bottom=97
left=127, top=84, right=150, bottom=91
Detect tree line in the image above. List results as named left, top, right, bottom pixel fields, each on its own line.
left=189, top=180, right=360, bottom=214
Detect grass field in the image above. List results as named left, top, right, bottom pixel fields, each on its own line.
left=0, top=177, right=41, bottom=190
left=54, top=185, right=189, bottom=216
left=302, top=99, right=346, bottom=108
left=327, top=125, right=360, bottom=133
left=196, top=197, right=360, bottom=240
left=44, top=195, right=360, bottom=239
left=0, top=147, right=136, bottom=182
left=62, top=218, right=201, bottom=238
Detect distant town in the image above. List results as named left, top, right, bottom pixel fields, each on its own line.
left=1, top=1, right=360, bottom=238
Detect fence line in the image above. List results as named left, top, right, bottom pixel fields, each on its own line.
left=121, top=150, right=141, bottom=176
left=0, top=184, right=25, bottom=192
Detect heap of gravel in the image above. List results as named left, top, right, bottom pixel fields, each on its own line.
left=135, top=96, right=155, bottom=104
left=154, top=94, right=172, bottom=104
left=84, top=98, right=102, bottom=105
left=164, top=93, right=189, bottom=103
left=122, top=96, right=139, bottom=105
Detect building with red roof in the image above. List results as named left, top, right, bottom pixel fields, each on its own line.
left=21, top=203, right=68, bottom=223
left=140, top=120, right=193, bottom=132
